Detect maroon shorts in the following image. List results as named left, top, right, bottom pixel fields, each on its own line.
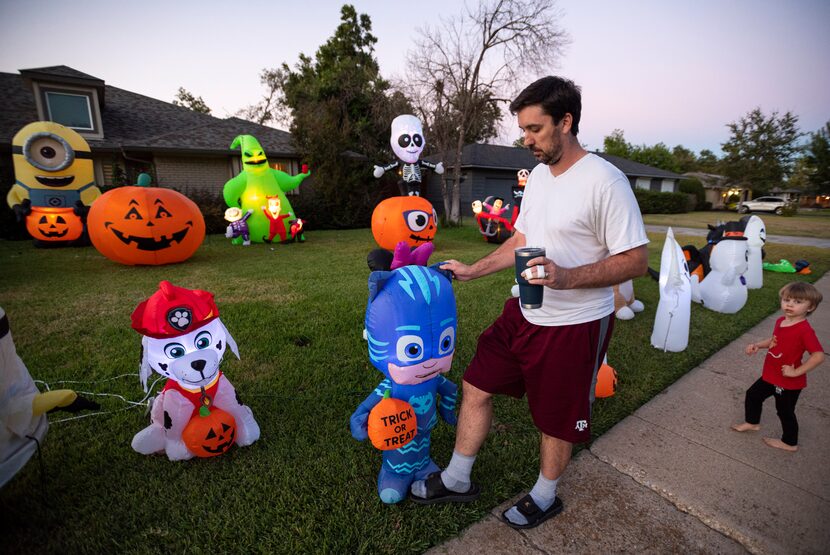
left=464, top=298, right=614, bottom=443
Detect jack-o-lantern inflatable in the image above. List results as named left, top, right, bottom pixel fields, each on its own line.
left=367, top=391, right=417, bottom=451
left=371, top=196, right=437, bottom=251
left=182, top=402, right=237, bottom=458
left=88, top=174, right=205, bottom=265
left=25, top=207, right=84, bottom=243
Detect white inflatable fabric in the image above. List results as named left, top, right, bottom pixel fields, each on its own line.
left=614, top=280, right=645, bottom=321
left=651, top=228, right=691, bottom=352
left=742, top=215, right=765, bottom=289
left=132, top=319, right=260, bottom=461
left=0, top=307, right=47, bottom=488
left=691, top=237, right=748, bottom=313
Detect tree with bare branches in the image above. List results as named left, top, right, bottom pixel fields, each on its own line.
left=403, top=0, right=568, bottom=223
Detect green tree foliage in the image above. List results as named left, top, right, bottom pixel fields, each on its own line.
left=720, top=107, right=802, bottom=195
left=803, top=121, right=830, bottom=195
left=172, top=87, right=211, bottom=114
left=235, top=68, right=288, bottom=126
left=278, top=5, right=412, bottom=228
left=601, top=130, right=680, bottom=173
left=603, top=129, right=632, bottom=158
left=696, top=149, right=720, bottom=173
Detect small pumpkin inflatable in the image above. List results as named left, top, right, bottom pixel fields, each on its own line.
left=595, top=361, right=617, bottom=399
left=371, top=196, right=437, bottom=251
left=25, top=206, right=84, bottom=243
left=88, top=174, right=205, bottom=265
left=182, top=401, right=237, bottom=458
left=367, top=390, right=417, bottom=450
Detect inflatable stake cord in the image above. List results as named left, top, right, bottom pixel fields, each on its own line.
left=87, top=174, right=206, bottom=266
left=741, top=215, right=766, bottom=289
left=130, top=281, right=260, bottom=461
left=651, top=227, right=691, bottom=352
left=223, top=134, right=310, bottom=244
left=691, top=222, right=748, bottom=314
left=8, top=121, right=102, bottom=245
left=0, top=307, right=100, bottom=487
left=372, top=115, right=444, bottom=197
left=349, top=265, right=458, bottom=504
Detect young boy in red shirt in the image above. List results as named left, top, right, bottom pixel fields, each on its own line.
left=732, top=282, right=825, bottom=451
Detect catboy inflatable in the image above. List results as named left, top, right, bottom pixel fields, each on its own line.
left=350, top=265, right=458, bottom=503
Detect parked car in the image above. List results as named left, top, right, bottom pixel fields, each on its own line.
left=737, top=196, right=789, bottom=215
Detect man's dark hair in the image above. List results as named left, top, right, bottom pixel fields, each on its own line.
left=509, top=76, right=581, bottom=136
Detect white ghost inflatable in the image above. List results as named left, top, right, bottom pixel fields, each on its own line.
left=741, top=215, right=766, bottom=289
left=372, top=114, right=444, bottom=196
left=651, top=228, right=691, bottom=352
left=130, top=281, right=260, bottom=461
left=691, top=227, right=748, bottom=314
left=0, top=307, right=47, bottom=487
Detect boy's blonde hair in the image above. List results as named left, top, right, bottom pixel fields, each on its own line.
left=779, top=282, right=823, bottom=314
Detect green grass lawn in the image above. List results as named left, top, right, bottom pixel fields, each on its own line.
left=643, top=210, right=830, bottom=239
left=1, top=225, right=827, bottom=554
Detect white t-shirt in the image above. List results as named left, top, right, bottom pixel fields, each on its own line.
left=514, top=153, right=649, bottom=326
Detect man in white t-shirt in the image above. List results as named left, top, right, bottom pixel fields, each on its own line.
left=410, top=76, right=649, bottom=529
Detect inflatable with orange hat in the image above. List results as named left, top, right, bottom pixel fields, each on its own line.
left=130, top=281, right=260, bottom=460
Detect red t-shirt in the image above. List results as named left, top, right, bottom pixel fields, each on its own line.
left=761, top=317, right=823, bottom=390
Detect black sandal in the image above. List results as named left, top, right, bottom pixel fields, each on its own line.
left=501, top=495, right=563, bottom=530
left=410, top=472, right=481, bottom=505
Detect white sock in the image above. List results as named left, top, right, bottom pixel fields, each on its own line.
left=411, top=450, right=476, bottom=498
left=504, top=472, right=559, bottom=525
left=441, top=451, right=476, bottom=491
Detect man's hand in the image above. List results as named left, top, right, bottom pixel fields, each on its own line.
left=440, top=259, right=475, bottom=281
left=522, top=256, right=571, bottom=289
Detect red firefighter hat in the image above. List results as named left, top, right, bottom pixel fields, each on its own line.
left=131, top=281, right=219, bottom=339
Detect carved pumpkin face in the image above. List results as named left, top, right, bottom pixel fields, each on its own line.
left=25, top=206, right=84, bottom=242
left=182, top=405, right=237, bottom=458
left=88, top=186, right=206, bottom=265
left=367, top=391, right=417, bottom=450
left=371, top=196, right=437, bottom=251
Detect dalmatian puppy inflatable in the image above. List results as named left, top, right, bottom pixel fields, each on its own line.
left=130, top=281, right=260, bottom=460
left=373, top=114, right=444, bottom=196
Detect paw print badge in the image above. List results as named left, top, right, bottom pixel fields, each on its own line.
left=167, top=307, right=192, bottom=332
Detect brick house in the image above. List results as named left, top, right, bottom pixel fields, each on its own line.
left=424, top=143, right=684, bottom=217
left=0, top=66, right=304, bottom=197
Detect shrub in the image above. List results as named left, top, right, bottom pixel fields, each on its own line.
left=678, top=178, right=707, bottom=209
left=633, top=189, right=689, bottom=214
left=780, top=203, right=799, bottom=217
left=181, top=189, right=227, bottom=234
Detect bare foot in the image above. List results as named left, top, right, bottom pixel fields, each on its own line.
left=763, top=437, right=798, bottom=452
left=731, top=422, right=760, bottom=432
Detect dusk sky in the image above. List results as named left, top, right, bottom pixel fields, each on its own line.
left=1, top=0, right=828, bottom=155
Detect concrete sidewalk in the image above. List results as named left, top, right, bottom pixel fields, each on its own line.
left=429, top=274, right=830, bottom=555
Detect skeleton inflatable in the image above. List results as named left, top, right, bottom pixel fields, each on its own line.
left=131, top=281, right=260, bottom=460
left=373, top=115, right=444, bottom=196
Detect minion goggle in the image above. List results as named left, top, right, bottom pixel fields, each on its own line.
left=12, top=132, right=92, bottom=172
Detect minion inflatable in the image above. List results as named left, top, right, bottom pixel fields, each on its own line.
left=7, top=121, right=101, bottom=246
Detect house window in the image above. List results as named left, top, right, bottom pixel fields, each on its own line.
left=45, top=91, right=94, bottom=130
